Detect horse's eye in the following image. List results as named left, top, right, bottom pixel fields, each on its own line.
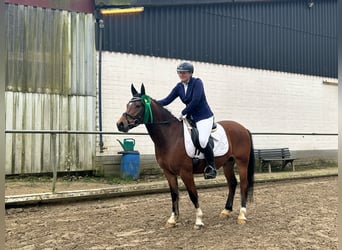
left=135, top=104, right=141, bottom=109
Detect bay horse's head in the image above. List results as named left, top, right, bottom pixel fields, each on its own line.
left=116, top=84, right=152, bottom=132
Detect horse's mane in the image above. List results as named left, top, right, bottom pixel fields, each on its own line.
left=151, top=97, right=177, bottom=120
left=132, top=91, right=178, bottom=121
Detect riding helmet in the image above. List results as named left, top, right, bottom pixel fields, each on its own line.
left=177, top=62, right=194, bottom=73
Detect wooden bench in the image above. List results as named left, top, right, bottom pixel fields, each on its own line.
left=255, top=148, right=296, bottom=173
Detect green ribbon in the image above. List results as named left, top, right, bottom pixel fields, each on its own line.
left=141, top=94, right=153, bottom=124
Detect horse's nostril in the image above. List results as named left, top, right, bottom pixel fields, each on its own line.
left=117, top=122, right=123, bottom=131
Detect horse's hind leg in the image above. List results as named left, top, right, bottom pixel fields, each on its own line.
left=236, top=159, right=250, bottom=225
left=220, top=159, right=237, bottom=219
left=163, top=170, right=179, bottom=228
left=180, top=172, right=204, bottom=230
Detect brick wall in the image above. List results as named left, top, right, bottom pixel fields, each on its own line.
left=98, top=52, right=338, bottom=156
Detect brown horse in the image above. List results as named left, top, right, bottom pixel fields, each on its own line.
left=116, top=84, right=255, bottom=229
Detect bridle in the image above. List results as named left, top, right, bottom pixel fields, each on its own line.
left=122, top=96, right=172, bottom=128
left=122, top=97, right=145, bottom=129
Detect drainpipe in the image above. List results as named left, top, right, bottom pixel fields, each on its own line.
left=97, top=16, right=104, bottom=153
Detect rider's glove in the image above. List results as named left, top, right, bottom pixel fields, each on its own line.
left=178, top=113, right=186, bottom=121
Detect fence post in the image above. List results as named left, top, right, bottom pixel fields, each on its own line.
left=51, top=133, right=57, bottom=193
left=0, top=0, right=6, bottom=247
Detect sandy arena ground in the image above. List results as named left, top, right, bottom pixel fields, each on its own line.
left=5, top=176, right=337, bottom=249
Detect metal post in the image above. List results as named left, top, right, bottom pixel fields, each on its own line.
left=98, top=19, right=105, bottom=153
left=338, top=0, right=342, bottom=248
left=0, top=0, right=6, bottom=247
left=51, top=133, right=57, bottom=193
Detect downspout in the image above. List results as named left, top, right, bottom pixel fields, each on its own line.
left=96, top=13, right=105, bottom=153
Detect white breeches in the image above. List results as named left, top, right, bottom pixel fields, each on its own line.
left=196, top=116, right=214, bottom=149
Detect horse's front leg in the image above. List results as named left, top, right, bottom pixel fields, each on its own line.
left=163, top=170, right=179, bottom=228
left=180, top=171, right=204, bottom=230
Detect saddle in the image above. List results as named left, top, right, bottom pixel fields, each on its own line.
left=185, top=117, right=217, bottom=167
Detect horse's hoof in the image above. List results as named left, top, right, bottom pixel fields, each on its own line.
left=237, top=219, right=247, bottom=225
left=165, top=222, right=176, bottom=228
left=194, top=224, right=204, bottom=230
left=219, top=209, right=231, bottom=219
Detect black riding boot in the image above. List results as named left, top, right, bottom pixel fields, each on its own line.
left=203, top=142, right=217, bottom=179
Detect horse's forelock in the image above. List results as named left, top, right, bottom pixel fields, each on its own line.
left=130, top=96, right=142, bottom=102
left=129, top=94, right=176, bottom=119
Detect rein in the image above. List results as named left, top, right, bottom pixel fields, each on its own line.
left=123, top=95, right=172, bottom=126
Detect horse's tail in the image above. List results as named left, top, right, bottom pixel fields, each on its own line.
left=247, top=129, right=255, bottom=202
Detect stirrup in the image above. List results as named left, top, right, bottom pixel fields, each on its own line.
left=204, top=165, right=217, bottom=179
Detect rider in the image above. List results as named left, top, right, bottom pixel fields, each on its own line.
left=157, top=61, right=217, bottom=179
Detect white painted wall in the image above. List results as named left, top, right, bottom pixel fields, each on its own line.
left=98, top=52, right=338, bottom=155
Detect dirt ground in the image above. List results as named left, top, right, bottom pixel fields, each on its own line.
left=5, top=176, right=337, bottom=250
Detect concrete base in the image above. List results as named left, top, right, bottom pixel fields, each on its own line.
left=95, top=154, right=163, bottom=178
left=95, top=150, right=338, bottom=178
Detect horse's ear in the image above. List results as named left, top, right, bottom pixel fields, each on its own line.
left=141, top=83, right=145, bottom=96
left=131, top=84, right=138, bottom=96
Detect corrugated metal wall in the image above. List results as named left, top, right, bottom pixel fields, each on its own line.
left=5, top=4, right=96, bottom=174
left=100, top=0, right=337, bottom=78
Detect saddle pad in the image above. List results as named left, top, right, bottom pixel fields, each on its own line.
left=183, top=122, right=229, bottom=159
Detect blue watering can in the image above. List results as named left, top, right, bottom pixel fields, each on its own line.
left=117, top=138, right=135, bottom=151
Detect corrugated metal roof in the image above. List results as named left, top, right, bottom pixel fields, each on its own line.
left=99, top=0, right=337, bottom=77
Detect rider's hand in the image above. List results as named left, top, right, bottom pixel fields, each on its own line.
left=178, top=114, right=186, bottom=121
